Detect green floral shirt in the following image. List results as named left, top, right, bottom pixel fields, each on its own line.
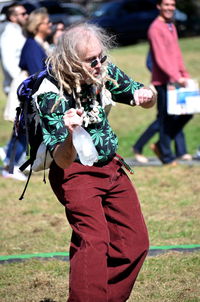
left=37, top=63, right=143, bottom=163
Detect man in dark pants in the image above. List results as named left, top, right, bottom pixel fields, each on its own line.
left=155, top=84, right=192, bottom=164
left=137, top=0, right=192, bottom=165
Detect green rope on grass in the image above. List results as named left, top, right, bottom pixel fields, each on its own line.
left=0, top=244, right=200, bottom=261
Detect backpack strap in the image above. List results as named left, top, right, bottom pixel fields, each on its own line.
left=8, top=107, right=22, bottom=174
left=19, top=167, right=33, bottom=200
left=8, top=133, right=18, bottom=174
left=17, top=70, right=49, bottom=199
left=42, top=146, right=49, bottom=184
left=23, top=97, right=29, bottom=156
left=19, top=158, right=31, bottom=171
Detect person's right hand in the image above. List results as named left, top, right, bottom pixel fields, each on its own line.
left=178, top=77, right=188, bottom=87
left=63, top=108, right=83, bottom=133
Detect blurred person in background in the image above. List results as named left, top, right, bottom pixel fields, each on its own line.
left=0, top=2, right=28, bottom=180
left=47, top=21, right=65, bottom=48
left=1, top=7, right=52, bottom=180
left=133, top=0, right=193, bottom=165
left=0, top=2, right=28, bottom=100
left=133, top=50, right=191, bottom=164
left=19, top=7, right=52, bottom=75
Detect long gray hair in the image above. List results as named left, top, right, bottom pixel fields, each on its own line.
left=46, top=22, right=116, bottom=97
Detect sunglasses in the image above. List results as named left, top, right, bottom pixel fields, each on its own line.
left=16, top=12, right=28, bottom=16
left=40, top=20, right=52, bottom=25
left=90, top=55, right=107, bottom=68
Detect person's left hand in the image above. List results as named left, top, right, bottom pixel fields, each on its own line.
left=133, top=87, right=156, bottom=108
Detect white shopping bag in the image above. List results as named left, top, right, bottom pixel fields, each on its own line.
left=167, top=79, right=200, bottom=115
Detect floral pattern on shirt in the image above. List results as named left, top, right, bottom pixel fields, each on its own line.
left=106, top=63, right=143, bottom=104
left=37, top=64, right=143, bottom=163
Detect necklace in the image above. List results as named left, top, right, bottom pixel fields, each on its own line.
left=74, top=84, right=102, bottom=127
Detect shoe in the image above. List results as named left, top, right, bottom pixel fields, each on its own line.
left=179, top=154, right=192, bottom=161
left=196, top=148, right=200, bottom=157
left=2, top=166, right=27, bottom=181
left=150, top=143, right=162, bottom=160
left=164, top=160, right=178, bottom=166
left=0, top=146, right=6, bottom=162
left=135, top=153, right=148, bottom=163
left=193, top=148, right=200, bottom=160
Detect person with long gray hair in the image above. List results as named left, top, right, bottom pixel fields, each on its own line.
left=33, top=22, right=156, bottom=301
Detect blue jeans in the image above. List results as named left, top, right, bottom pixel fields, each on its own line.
left=133, top=85, right=193, bottom=162
left=133, top=118, right=188, bottom=157
left=5, top=131, right=26, bottom=166
left=156, top=85, right=193, bottom=163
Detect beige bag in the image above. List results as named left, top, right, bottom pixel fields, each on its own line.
left=32, top=142, right=53, bottom=172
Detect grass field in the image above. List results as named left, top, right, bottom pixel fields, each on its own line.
left=0, top=37, right=200, bottom=302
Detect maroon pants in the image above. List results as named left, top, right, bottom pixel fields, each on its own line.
left=49, top=157, right=149, bottom=302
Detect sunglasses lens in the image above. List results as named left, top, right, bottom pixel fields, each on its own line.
left=90, top=55, right=107, bottom=68
left=91, top=59, right=98, bottom=68
left=100, top=55, right=107, bottom=64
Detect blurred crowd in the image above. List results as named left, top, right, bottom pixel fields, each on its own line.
left=0, top=2, right=65, bottom=180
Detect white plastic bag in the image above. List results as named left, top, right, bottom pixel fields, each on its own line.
left=72, top=126, right=98, bottom=166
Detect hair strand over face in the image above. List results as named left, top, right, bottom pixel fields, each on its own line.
left=46, top=23, right=116, bottom=106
